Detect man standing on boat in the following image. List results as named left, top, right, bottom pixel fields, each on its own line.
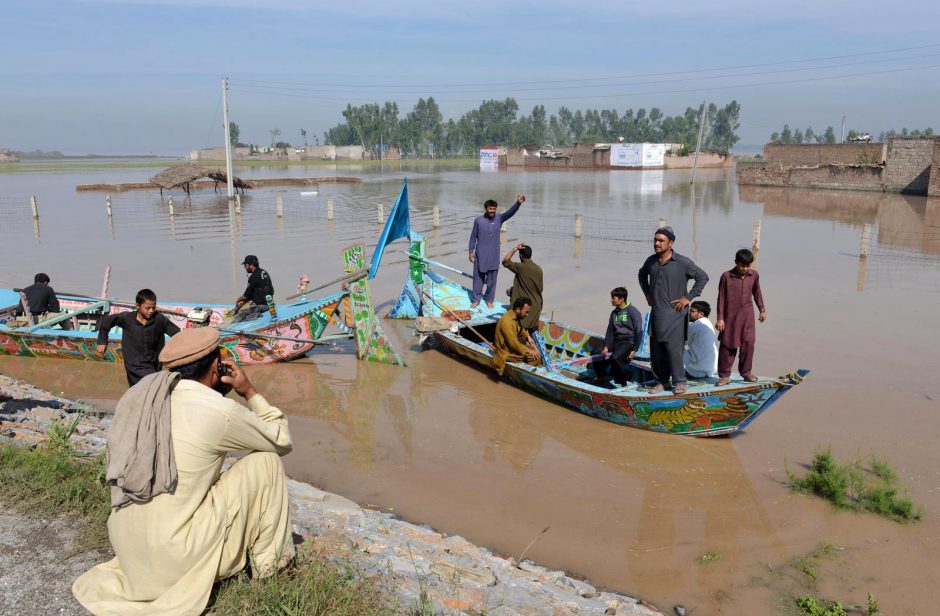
left=469, top=195, right=525, bottom=309
left=233, top=254, right=274, bottom=321
left=96, top=288, right=180, bottom=386
left=492, top=297, right=542, bottom=375
left=638, top=227, right=709, bottom=394
left=501, top=242, right=542, bottom=331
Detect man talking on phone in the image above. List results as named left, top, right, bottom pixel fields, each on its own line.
left=74, top=328, right=294, bottom=615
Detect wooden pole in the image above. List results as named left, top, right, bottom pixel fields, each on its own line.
left=235, top=194, right=242, bottom=215
left=100, top=265, right=111, bottom=299
left=106, top=195, right=113, bottom=219
left=421, top=291, right=494, bottom=350
left=29, top=196, right=39, bottom=219
left=276, top=194, right=283, bottom=218
left=574, top=213, right=582, bottom=238
left=433, top=206, right=440, bottom=229
left=377, top=202, right=384, bottom=224
left=327, top=198, right=334, bottom=221
left=752, top=219, right=762, bottom=251
left=658, top=217, right=666, bottom=229
left=860, top=223, right=872, bottom=257
left=168, top=195, right=175, bottom=217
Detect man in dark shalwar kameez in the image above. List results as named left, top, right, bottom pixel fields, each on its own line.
left=468, top=195, right=525, bottom=309
left=638, top=227, right=709, bottom=394
left=715, top=248, right=767, bottom=385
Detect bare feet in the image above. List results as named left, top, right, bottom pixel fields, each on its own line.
left=648, top=383, right=665, bottom=394
left=673, top=384, right=687, bottom=394
left=486, top=302, right=494, bottom=309
left=742, top=374, right=759, bottom=383
left=715, top=376, right=731, bottom=386
left=470, top=301, right=480, bottom=309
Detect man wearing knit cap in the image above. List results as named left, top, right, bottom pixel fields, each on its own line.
left=73, top=328, right=294, bottom=616
left=638, top=226, right=709, bottom=394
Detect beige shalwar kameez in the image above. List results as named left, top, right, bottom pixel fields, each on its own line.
left=72, top=380, right=294, bottom=616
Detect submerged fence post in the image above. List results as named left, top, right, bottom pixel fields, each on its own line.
left=433, top=206, right=440, bottom=229
left=377, top=202, right=384, bottom=224
left=327, top=198, right=334, bottom=221
left=168, top=195, right=175, bottom=217
left=574, top=213, right=583, bottom=238
left=860, top=223, right=872, bottom=257
left=29, top=196, right=39, bottom=219
left=658, top=217, right=666, bottom=229
left=106, top=195, right=113, bottom=219
left=752, top=219, right=762, bottom=251
left=276, top=194, right=284, bottom=218
left=235, top=194, right=242, bottom=215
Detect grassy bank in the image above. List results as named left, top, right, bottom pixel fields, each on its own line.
left=0, top=417, right=394, bottom=614
left=0, top=157, right=477, bottom=174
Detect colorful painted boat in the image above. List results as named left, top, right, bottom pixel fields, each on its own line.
left=0, top=243, right=404, bottom=367
left=391, top=233, right=807, bottom=436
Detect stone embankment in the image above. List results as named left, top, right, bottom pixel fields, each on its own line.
left=0, top=375, right=664, bottom=616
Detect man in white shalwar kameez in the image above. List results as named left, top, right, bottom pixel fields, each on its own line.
left=73, top=328, right=294, bottom=616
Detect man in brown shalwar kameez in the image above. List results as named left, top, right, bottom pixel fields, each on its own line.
left=492, top=298, right=542, bottom=376
left=716, top=248, right=767, bottom=385
left=501, top=242, right=543, bottom=332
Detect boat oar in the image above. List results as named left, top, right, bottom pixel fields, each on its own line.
left=284, top=267, right=369, bottom=301
left=420, top=291, right=494, bottom=350
left=406, top=254, right=473, bottom=280
left=215, top=328, right=351, bottom=346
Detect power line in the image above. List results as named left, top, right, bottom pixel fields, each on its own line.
left=228, top=43, right=940, bottom=90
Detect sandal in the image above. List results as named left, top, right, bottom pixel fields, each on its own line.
left=715, top=377, right=731, bottom=386
left=647, top=383, right=665, bottom=394
left=743, top=374, right=759, bottom=383
left=673, top=384, right=687, bottom=395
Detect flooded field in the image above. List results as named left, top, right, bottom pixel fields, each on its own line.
left=1, top=162, right=939, bottom=613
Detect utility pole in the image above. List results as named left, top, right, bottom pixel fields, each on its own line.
left=691, top=101, right=708, bottom=184
left=222, top=77, right=235, bottom=200
left=841, top=115, right=846, bottom=144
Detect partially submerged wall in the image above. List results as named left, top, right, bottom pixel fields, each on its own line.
left=763, top=142, right=886, bottom=165
left=884, top=136, right=935, bottom=194
left=736, top=161, right=884, bottom=192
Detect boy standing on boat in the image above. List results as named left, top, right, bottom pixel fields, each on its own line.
left=96, top=288, right=180, bottom=386
left=715, top=249, right=766, bottom=386
left=469, top=195, right=525, bottom=309
left=501, top=242, right=542, bottom=331
left=638, top=227, right=709, bottom=395
left=599, top=287, right=643, bottom=386
left=492, top=297, right=542, bottom=375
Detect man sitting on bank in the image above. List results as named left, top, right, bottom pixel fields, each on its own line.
left=73, top=328, right=294, bottom=616
left=492, top=297, right=542, bottom=376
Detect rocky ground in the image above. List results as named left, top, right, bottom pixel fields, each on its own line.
left=0, top=374, right=665, bottom=615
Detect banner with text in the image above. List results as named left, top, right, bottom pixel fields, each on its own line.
left=479, top=148, right=500, bottom=170
left=610, top=143, right=665, bottom=167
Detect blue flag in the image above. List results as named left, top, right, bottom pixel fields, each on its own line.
left=369, top=178, right=412, bottom=279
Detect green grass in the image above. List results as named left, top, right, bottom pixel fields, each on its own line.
left=0, top=414, right=111, bottom=551
left=696, top=551, right=722, bottom=564
left=795, top=593, right=880, bottom=616
left=787, top=449, right=923, bottom=523
left=207, top=544, right=392, bottom=615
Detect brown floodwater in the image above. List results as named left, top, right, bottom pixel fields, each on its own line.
left=2, top=163, right=939, bottom=613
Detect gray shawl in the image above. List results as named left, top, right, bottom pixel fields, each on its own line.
left=106, top=371, right=180, bottom=509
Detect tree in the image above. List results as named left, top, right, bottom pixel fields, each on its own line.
left=847, top=129, right=859, bottom=141
left=269, top=128, right=281, bottom=148
left=770, top=131, right=780, bottom=142
left=804, top=127, right=815, bottom=143
left=823, top=126, right=837, bottom=143
left=780, top=124, right=793, bottom=144
left=229, top=122, right=240, bottom=146
left=300, top=129, right=307, bottom=147
left=794, top=129, right=804, bottom=144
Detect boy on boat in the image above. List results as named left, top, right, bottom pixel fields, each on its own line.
left=501, top=242, right=543, bottom=332
left=715, top=249, right=766, bottom=386
left=598, top=287, right=643, bottom=386
left=468, top=195, right=525, bottom=309
left=96, top=288, right=180, bottom=386
left=232, top=254, right=274, bottom=321
left=684, top=300, right=718, bottom=378
left=492, top=297, right=542, bottom=375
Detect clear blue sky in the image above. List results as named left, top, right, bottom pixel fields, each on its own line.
left=2, top=0, right=938, bottom=154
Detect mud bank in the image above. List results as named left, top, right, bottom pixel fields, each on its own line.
left=0, top=374, right=664, bottom=616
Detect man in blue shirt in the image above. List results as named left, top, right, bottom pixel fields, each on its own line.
left=468, top=195, right=525, bottom=308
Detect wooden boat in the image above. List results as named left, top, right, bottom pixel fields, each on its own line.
left=391, top=232, right=808, bottom=436
left=0, top=243, right=404, bottom=367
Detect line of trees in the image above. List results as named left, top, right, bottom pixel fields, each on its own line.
left=769, top=124, right=838, bottom=144
left=878, top=127, right=934, bottom=141
left=322, top=98, right=742, bottom=158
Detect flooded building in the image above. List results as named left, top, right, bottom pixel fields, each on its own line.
left=736, top=136, right=940, bottom=196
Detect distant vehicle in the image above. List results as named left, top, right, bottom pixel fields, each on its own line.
left=849, top=133, right=872, bottom=143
